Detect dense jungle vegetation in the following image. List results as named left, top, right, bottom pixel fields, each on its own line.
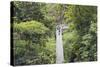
left=11, top=1, right=97, bottom=65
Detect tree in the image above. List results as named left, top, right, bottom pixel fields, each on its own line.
left=11, top=1, right=44, bottom=22
left=63, top=5, right=97, bottom=62
left=11, top=1, right=97, bottom=65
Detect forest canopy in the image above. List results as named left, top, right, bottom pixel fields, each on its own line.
left=11, top=1, right=97, bottom=65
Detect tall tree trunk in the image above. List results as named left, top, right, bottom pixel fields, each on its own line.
left=56, top=25, right=64, bottom=63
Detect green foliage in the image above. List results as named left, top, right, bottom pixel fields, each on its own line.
left=63, top=5, right=97, bottom=62
left=11, top=1, right=97, bottom=65
left=12, top=1, right=44, bottom=22
left=13, top=20, right=55, bottom=65
left=14, top=21, right=49, bottom=34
